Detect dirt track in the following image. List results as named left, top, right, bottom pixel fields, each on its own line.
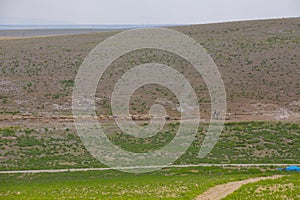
left=195, top=175, right=283, bottom=200
left=0, top=164, right=295, bottom=174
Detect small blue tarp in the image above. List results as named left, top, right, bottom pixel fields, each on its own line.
left=278, top=166, right=300, bottom=171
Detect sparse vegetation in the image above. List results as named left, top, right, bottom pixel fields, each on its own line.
left=0, top=18, right=299, bottom=119
left=0, top=121, right=299, bottom=170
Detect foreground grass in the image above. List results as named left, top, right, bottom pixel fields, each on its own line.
left=0, top=167, right=279, bottom=200
left=224, top=172, right=300, bottom=200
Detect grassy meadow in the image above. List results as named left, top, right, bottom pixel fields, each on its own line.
left=0, top=167, right=282, bottom=199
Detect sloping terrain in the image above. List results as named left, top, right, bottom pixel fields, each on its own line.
left=0, top=18, right=299, bottom=124
left=0, top=18, right=299, bottom=170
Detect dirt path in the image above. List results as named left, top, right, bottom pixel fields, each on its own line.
left=0, top=164, right=295, bottom=174
left=195, top=175, right=283, bottom=200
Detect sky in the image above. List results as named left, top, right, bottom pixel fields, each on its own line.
left=0, top=0, right=299, bottom=25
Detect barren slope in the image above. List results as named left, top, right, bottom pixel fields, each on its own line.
left=0, top=18, right=299, bottom=124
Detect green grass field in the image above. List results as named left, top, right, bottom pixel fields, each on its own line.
left=0, top=167, right=280, bottom=199
left=224, top=172, right=300, bottom=199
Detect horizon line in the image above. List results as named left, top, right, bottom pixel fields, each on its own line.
left=1, top=16, right=299, bottom=26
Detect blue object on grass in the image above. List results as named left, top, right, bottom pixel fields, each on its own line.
left=278, top=166, right=300, bottom=171
left=285, top=166, right=300, bottom=171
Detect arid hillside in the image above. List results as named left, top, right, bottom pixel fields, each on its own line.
left=0, top=18, right=299, bottom=124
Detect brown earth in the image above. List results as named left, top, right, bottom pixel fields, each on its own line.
left=0, top=18, right=299, bottom=127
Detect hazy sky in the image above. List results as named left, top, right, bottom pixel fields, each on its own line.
left=0, top=0, right=299, bottom=25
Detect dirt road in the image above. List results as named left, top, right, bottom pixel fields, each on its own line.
left=0, top=164, right=295, bottom=174
left=195, top=175, right=283, bottom=200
